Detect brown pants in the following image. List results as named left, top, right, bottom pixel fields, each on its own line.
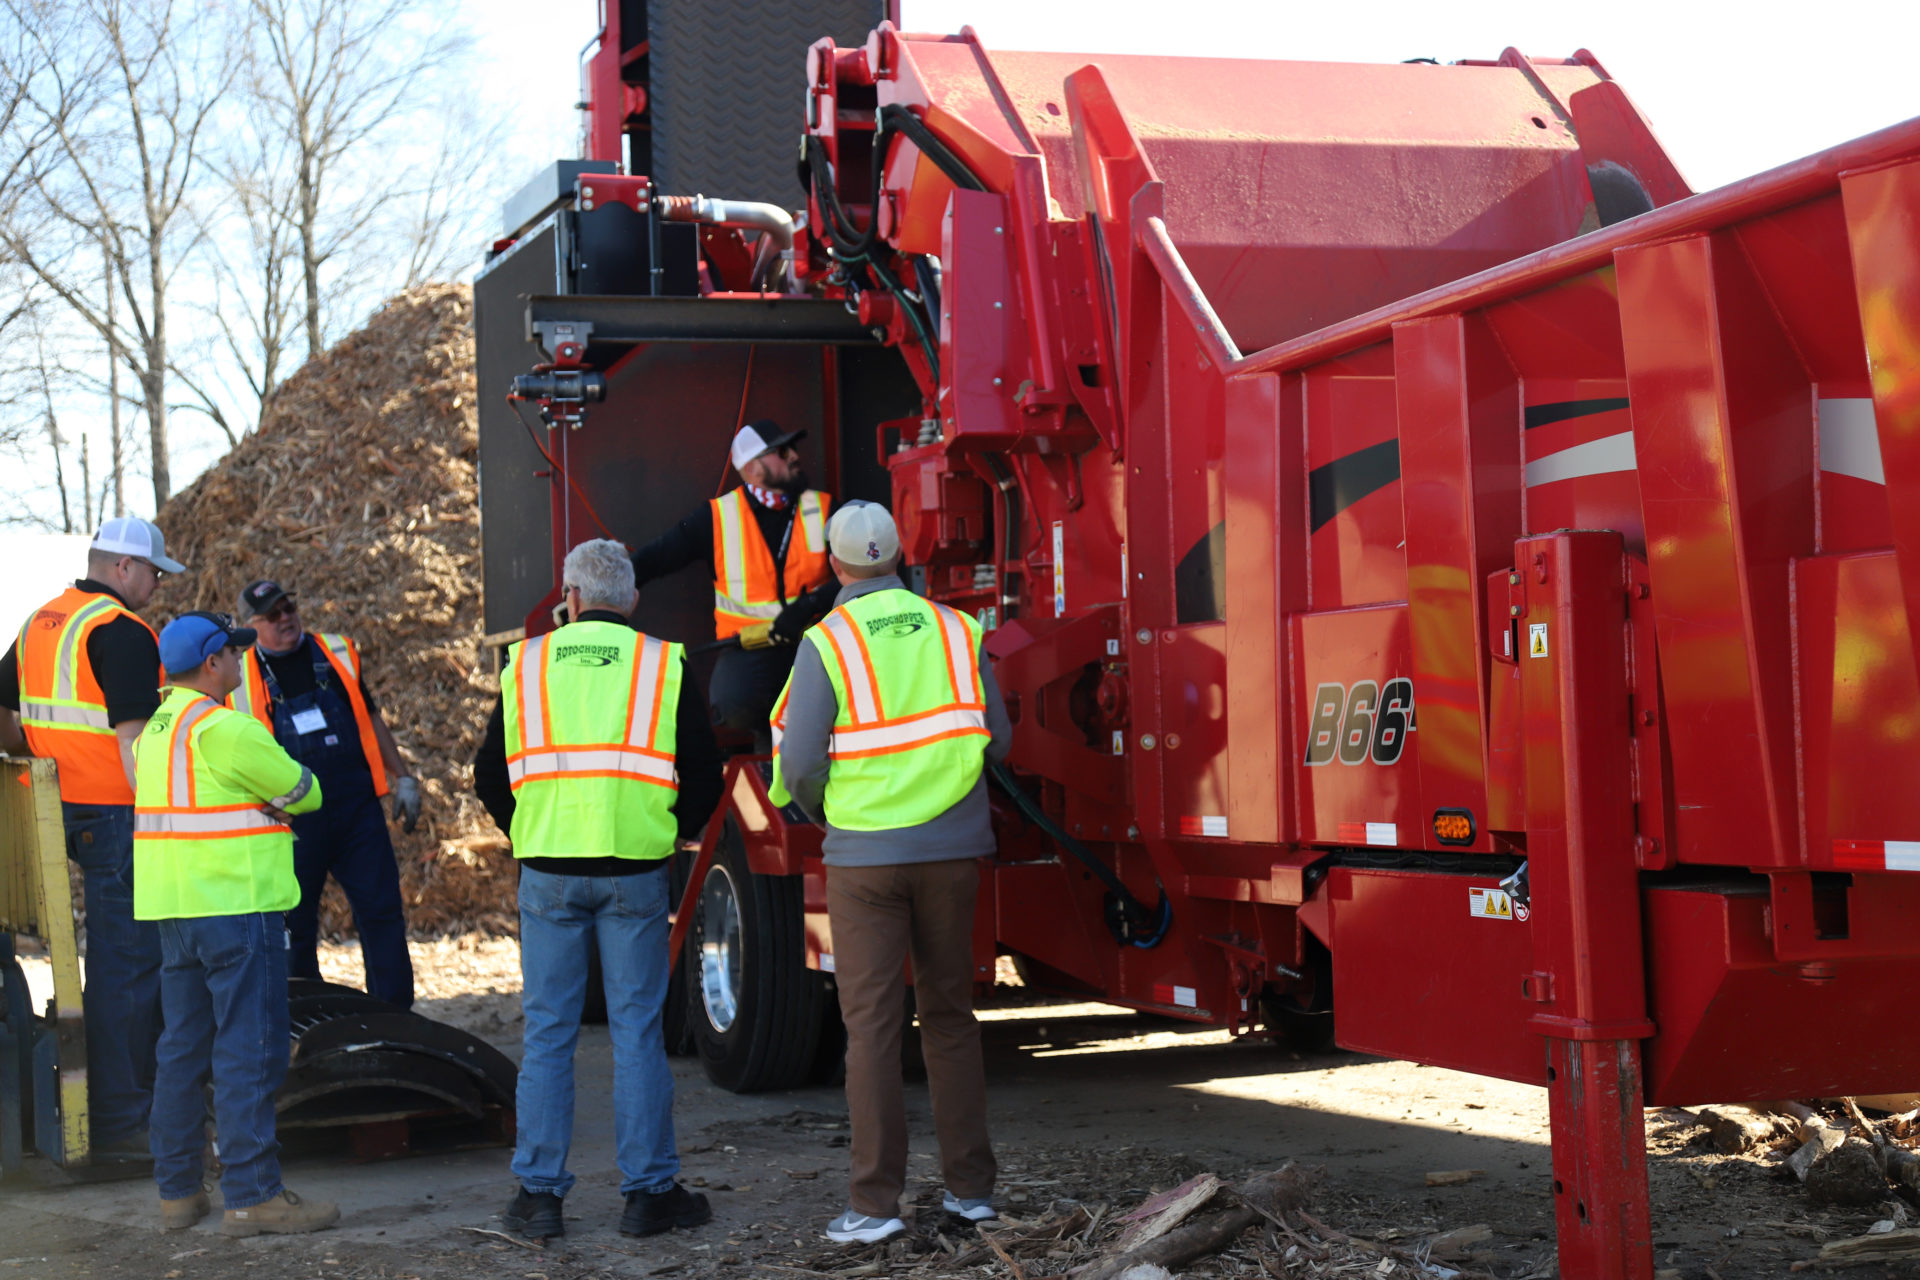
left=827, top=858, right=996, bottom=1218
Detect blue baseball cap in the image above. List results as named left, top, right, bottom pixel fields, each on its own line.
left=159, top=612, right=258, bottom=677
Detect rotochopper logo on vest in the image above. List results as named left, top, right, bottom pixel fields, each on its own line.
left=863, top=611, right=926, bottom=640
left=553, top=643, right=620, bottom=668
left=34, top=608, right=68, bottom=630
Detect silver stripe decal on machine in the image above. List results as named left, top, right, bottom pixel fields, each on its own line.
left=1524, top=431, right=1637, bottom=488
left=1818, top=398, right=1884, bottom=484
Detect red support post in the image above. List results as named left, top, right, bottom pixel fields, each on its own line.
left=1517, top=530, right=1654, bottom=1280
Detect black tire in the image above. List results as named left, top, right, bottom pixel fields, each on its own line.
left=1261, top=937, right=1337, bottom=1053
left=663, top=847, right=695, bottom=1056
left=690, top=820, right=825, bottom=1092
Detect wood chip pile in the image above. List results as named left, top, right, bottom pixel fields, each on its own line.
left=155, top=283, right=515, bottom=936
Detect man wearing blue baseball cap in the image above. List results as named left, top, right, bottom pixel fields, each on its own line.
left=133, top=612, right=338, bottom=1236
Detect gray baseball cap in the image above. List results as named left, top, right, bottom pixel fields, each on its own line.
left=91, top=516, right=187, bottom=574
left=827, top=500, right=900, bottom=567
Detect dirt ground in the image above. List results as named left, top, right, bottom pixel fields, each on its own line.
left=5, top=939, right=1918, bottom=1280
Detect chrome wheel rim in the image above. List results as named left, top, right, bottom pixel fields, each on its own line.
left=697, top=864, right=743, bottom=1033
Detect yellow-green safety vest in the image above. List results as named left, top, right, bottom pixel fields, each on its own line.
left=770, top=588, right=990, bottom=830
left=133, top=686, right=320, bottom=920
left=502, top=621, right=684, bottom=860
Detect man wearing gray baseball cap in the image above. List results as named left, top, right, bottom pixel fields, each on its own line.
left=766, top=501, right=1011, bottom=1244
left=0, top=516, right=186, bottom=1155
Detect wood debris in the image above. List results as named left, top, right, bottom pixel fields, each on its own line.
left=154, top=284, right=512, bottom=936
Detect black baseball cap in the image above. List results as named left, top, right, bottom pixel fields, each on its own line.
left=238, top=579, right=293, bottom=620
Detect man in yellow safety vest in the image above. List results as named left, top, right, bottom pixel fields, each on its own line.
left=0, top=517, right=180, bottom=1154
left=134, top=611, right=338, bottom=1236
left=470, top=539, right=722, bottom=1242
left=767, top=502, right=1012, bottom=1245
left=626, top=419, right=836, bottom=738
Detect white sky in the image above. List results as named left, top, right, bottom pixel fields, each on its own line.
left=27, top=0, right=1909, bottom=528
left=469, top=0, right=1920, bottom=201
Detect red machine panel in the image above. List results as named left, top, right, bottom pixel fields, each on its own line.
left=1290, top=605, right=1421, bottom=849
left=1327, top=867, right=1545, bottom=1084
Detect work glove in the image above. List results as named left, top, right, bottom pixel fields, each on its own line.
left=391, top=775, right=422, bottom=833
left=770, top=602, right=812, bottom=646
left=738, top=620, right=784, bottom=651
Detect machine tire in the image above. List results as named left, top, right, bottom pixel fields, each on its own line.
left=1262, top=938, right=1337, bottom=1053
left=690, top=820, right=824, bottom=1092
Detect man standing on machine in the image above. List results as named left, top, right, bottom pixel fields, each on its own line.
left=628, top=419, right=836, bottom=739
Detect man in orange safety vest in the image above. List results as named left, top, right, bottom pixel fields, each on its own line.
left=0, top=517, right=184, bottom=1153
left=627, top=419, right=837, bottom=741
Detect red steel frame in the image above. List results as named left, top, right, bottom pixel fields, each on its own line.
left=565, top=18, right=1920, bottom=1279
left=780, top=27, right=1920, bottom=1280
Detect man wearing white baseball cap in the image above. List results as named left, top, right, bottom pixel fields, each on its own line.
left=766, top=501, right=1011, bottom=1245
left=0, top=516, right=186, bottom=1155
left=626, top=419, right=838, bottom=740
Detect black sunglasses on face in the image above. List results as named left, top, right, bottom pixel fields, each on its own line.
left=132, top=558, right=167, bottom=581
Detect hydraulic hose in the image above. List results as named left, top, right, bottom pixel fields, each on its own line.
left=988, top=761, right=1170, bottom=948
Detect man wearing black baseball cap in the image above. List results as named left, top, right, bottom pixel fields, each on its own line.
left=626, top=419, right=840, bottom=741
left=227, top=579, right=417, bottom=1008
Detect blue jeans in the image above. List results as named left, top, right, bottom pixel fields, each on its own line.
left=62, top=801, right=162, bottom=1142
left=148, top=913, right=289, bottom=1209
left=514, top=866, right=677, bottom=1197
left=286, top=773, right=414, bottom=1009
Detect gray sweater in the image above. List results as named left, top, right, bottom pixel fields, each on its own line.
left=779, top=575, right=1012, bottom=866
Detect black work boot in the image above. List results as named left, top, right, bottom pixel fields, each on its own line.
left=621, top=1182, right=712, bottom=1236
left=502, top=1188, right=565, bottom=1241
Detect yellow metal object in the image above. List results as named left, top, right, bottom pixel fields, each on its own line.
left=1, top=755, right=88, bottom=1164
left=737, top=620, right=777, bottom=650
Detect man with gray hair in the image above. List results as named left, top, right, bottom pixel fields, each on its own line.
left=768, top=502, right=1011, bottom=1244
left=471, top=539, right=722, bottom=1241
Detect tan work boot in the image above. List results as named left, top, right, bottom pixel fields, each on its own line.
left=161, top=1188, right=210, bottom=1231
left=221, top=1188, right=340, bottom=1236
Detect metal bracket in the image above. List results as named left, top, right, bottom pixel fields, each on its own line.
left=529, top=319, right=595, bottom=366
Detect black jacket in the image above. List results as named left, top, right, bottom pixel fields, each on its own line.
left=629, top=488, right=839, bottom=627
left=471, top=611, right=722, bottom=874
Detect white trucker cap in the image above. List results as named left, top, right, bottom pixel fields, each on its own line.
left=828, top=501, right=900, bottom=567
left=91, top=516, right=187, bottom=574
left=728, top=419, right=805, bottom=471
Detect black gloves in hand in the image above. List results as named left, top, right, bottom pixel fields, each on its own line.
left=771, top=604, right=811, bottom=645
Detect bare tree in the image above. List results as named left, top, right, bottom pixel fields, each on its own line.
left=391, top=90, right=509, bottom=290
left=246, top=0, right=460, bottom=360
left=0, top=0, right=234, bottom=509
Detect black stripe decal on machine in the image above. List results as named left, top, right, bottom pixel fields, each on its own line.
left=1523, top=397, right=1630, bottom=429
left=1308, top=438, right=1401, bottom=533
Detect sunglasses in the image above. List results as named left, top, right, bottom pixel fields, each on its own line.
left=132, top=558, right=168, bottom=581
left=259, top=599, right=299, bottom=622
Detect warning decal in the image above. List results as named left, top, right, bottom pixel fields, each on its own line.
left=1528, top=623, right=1549, bottom=658
left=1468, top=887, right=1515, bottom=920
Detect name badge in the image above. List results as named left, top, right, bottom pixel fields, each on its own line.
left=291, top=707, right=328, bottom=735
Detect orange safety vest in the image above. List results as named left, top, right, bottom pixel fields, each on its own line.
left=16, top=585, right=159, bottom=805
left=709, top=488, right=831, bottom=638
left=229, top=632, right=389, bottom=797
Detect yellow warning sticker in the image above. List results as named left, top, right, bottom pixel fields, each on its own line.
left=1468, top=887, right=1515, bottom=920
left=1528, top=623, right=1549, bottom=658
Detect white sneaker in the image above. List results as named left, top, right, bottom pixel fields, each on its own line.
left=942, top=1191, right=998, bottom=1221
left=825, top=1209, right=906, bottom=1243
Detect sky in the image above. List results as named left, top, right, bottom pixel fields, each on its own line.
left=21, top=0, right=1912, bottom=529
left=468, top=0, right=1920, bottom=203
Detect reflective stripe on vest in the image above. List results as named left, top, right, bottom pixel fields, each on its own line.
left=17, top=587, right=158, bottom=805
left=502, top=623, right=683, bottom=860
left=232, top=633, right=388, bottom=796
left=780, top=589, right=990, bottom=830
left=709, top=488, right=833, bottom=638
left=132, top=688, right=307, bottom=919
